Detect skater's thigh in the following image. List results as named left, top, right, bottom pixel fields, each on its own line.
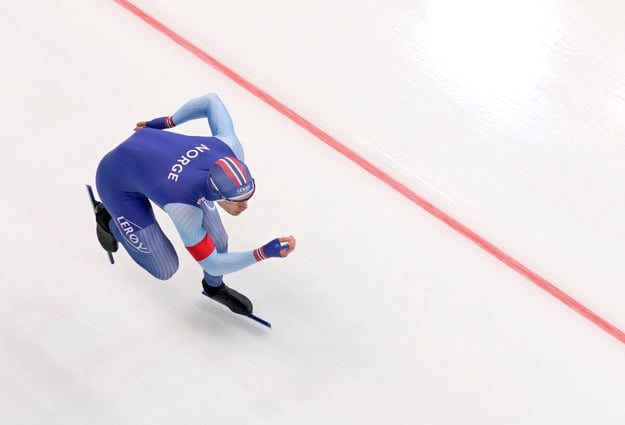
left=98, top=189, right=157, bottom=230
left=200, top=200, right=228, bottom=253
left=100, top=192, right=179, bottom=280
left=110, top=221, right=179, bottom=280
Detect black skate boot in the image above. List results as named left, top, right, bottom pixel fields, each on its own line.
left=202, top=279, right=253, bottom=316
left=93, top=201, right=118, bottom=253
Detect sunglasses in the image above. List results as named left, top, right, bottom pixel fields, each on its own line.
left=209, top=177, right=256, bottom=203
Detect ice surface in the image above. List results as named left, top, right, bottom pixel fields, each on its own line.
left=1, top=1, right=625, bottom=424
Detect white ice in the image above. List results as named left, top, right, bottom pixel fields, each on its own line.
left=1, top=1, right=625, bottom=424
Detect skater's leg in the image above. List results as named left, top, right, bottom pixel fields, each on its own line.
left=95, top=154, right=179, bottom=280
left=199, top=199, right=228, bottom=287
left=198, top=199, right=252, bottom=315
left=99, top=192, right=179, bottom=280
left=109, top=220, right=179, bottom=280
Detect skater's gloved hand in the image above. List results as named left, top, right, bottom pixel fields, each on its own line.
left=134, top=121, right=147, bottom=131
left=134, top=116, right=175, bottom=131
left=254, top=235, right=296, bottom=261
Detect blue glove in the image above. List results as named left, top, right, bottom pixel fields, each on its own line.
left=254, top=238, right=289, bottom=261
left=145, top=116, right=175, bottom=129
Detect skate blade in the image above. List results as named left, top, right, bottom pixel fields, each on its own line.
left=201, top=291, right=272, bottom=328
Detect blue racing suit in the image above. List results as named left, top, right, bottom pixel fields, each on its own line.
left=96, top=93, right=261, bottom=285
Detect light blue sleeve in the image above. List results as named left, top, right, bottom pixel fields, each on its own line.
left=198, top=249, right=258, bottom=275
left=163, top=202, right=257, bottom=275
left=171, top=93, right=245, bottom=160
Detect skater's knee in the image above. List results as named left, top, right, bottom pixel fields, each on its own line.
left=152, top=272, right=175, bottom=281
left=149, top=264, right=179, bottom=281
left=144, top=257, right=179, bottom=280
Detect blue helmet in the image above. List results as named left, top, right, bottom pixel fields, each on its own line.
left=206, top=156, right=255, bottom=202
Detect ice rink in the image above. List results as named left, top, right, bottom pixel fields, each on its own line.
left=2, top=0, right=625, bottom=424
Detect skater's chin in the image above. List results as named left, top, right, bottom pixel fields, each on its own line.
left=217, top=200, right=248, bottom=216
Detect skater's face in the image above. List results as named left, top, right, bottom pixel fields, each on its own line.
left=217, top=200, right=248, bottom=216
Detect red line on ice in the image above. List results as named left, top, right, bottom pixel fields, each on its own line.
left=114, top=0, right=625, bottom=345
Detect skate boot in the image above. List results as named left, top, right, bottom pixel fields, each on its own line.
left=93, top=201, right=118, bottom=253
left=202, top=279, right=253, bottom=316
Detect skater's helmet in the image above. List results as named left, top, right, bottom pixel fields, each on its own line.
left=206, top=156, right=255, bottom=202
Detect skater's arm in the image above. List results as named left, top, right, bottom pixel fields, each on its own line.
left=137, top=93, right=232, bottom=129
left=172, top=93, right=244, bottom=160
left=164, top=203, right=294, bottom=276
left=135, top=93, right=245, bottom=160
left=195, top=235, right=295, bottom=275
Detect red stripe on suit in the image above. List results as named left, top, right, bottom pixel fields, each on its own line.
left=186, top=232, right=216, bottom=261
